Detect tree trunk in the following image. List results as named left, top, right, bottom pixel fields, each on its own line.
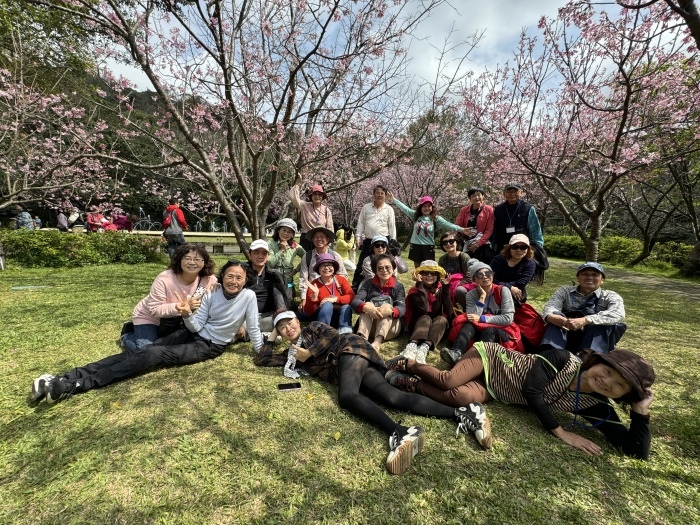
left=681, top=240, right=700, bottom=276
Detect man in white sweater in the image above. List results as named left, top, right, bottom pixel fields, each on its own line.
left=31, top=260, right=263, bottom=404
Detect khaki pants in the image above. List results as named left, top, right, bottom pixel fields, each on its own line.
left=410, top=315, right=448, bottom=347
left=357, top=313, right=402, bottom=342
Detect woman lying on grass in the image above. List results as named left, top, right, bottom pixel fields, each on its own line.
left=31, top=260, right=262, bottom=404
left=254, top=312, right=492, bottom=475
left=121, top=243, right=218, bottom=351
left=385, top=343, right=655, bottom=458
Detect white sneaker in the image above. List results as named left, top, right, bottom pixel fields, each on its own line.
left=414, top=343, right=430, bottom=364
left=400, top=342, right=419, bottom=360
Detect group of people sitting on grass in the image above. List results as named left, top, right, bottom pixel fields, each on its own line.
left=29, top=182, right=655, bottom=476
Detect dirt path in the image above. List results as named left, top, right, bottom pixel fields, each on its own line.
left=550, top=258, right=700, bottom=302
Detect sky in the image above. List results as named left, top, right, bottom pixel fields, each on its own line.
left=107, top=0, right=564, bottom=91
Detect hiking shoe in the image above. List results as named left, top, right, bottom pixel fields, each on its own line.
left=440, top=347, right=462, bottom=367
left=30, top=374, right=55, bottom=401
left=385, top=355, right=409, bottom=372
left=385, top=371, right=419, bottom=393
left=386, top=426, right=425, bottom=475
left=455, top=403, right=493, bottom=449
left=414, top=343, right=430, bottom=364
left=45, top=377, right=80, bottom=404
left=400, top=342, right=419, bottom=360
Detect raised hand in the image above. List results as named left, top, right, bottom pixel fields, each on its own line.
left=173, top=290, right=192, bottom=316
left=385, top=191, right=394, bottom=203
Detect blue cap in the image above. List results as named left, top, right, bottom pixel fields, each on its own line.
left=577, top=261, right=605, bottom=277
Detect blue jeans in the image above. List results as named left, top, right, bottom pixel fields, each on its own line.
left=122, top=323, right=160, bottom=351
left=309, top=302, right=353, bottom=332
left=540, top=323, right=627, bottom=354
left=165, top=233, right=186, bottom=258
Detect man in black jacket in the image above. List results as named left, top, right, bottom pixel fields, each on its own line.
left=492, top=181, right=544, bottom=254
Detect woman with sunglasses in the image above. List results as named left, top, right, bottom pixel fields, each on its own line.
left=384, top=345, right=655, bottom=459
left=399, top=261, right=454, bottom=364
left=489, top=234, right=536, bottom=304
left=440, top=261, right=520, bottom=366
left=386, top=192, right=468, bottom=267
left=352, top=253, right=406, bottom=351
left=120, top=243, right=218, bottom=351
left=437, top=232, right=473, bottom=307
left=359, top=235, right=407, bottom=282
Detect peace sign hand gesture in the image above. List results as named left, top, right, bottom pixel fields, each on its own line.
left=173, top=291, right=192, bottom=317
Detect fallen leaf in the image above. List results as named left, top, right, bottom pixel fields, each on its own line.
left=333, top=432, right=341, bottom=441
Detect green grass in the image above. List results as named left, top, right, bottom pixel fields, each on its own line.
left=0, top=259, right=698, bottom=524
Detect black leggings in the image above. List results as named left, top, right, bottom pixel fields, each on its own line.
left=336, top=354, right=454, bottom=434
left=454, top=324, right=500, bottom=352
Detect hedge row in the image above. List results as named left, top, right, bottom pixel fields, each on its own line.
left=544, top=235, right=693, bottom=268
left=0, top=229, right=164, bottom=267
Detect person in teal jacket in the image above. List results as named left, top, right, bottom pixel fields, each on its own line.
left=267, top=218, right=306, bottom=304
left=387, top=192, right=468, bottom=267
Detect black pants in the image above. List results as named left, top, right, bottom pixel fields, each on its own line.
left=352, top=239, right=373, bottom=288
left=336, top=354, right=454, bottom=434
left=453, top=324, right=500, bottom=352
left=64, top=329, right=225, bottom=392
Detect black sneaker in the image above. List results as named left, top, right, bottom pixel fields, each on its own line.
left=45, top=377, right=80, bottom=404
left=385, top=371, right=419, bottom=393
left=440, top=347, right=462, bottom=367
left=455, top=403, right=492, bottom=449
left=384, top=355, right=409, bottom=372
left=386, top=426, right=425, bottom=475
left=30, top=374, right=55, bottom=401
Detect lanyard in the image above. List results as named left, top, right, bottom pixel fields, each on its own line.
left=506, top=201, right=521, bottom=226
left=322, top=280, right=336, bottom=297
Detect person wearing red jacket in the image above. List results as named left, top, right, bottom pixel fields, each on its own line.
left=163, top=197, right=189, bottom=258
left=303, top=253, right=355, bottom=333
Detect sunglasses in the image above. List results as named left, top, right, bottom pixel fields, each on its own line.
left=474, top=270, right=494, bottom=279
left=441, top=239, right=457, bottom=245
left=373, top=243, right=387, bottom=248
left=511, top=244, right=529, bottom=250
left=419, top=271, right=440, bottom=277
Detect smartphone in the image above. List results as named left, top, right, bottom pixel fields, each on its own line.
left=277, top=382, right=302, bottom=391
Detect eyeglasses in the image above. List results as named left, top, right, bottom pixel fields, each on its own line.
left=183, top=257, right=204, bottom=263
left=419, top=271, right=440, bottom=277
left=511, top=245, right=529, bottom=250
left=474, top=270, right=494, bottom=279
left=318, top=263, right=335, bottom=270
left=376, top=265, right=393, bottom=272
left=373, top=243, right=387, bottom=248
left=441, top=239, right=456, bottom=245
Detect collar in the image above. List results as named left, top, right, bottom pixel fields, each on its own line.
left=574, top=286, right=602, bottom=298
left=372, top=275, right=395, bottom=288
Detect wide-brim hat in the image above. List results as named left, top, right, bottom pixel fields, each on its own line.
left=307, top=184, right=327, bottom=201
left=275, top=218, right=298, bottom=235
left=595, top=350, right=655, bottom=400
left=313, top=252, right=340, bottom=273
left=413, top=260, right=447, bottom=280
left=306, top=226, right=334, bottom=241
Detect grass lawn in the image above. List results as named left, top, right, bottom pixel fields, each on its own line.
left=0, top=257, right=698, bottom=525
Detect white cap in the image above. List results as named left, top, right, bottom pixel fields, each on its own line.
left=273, top=310, right=297, bottom=327
left=249, top=239, right=270, bottom=252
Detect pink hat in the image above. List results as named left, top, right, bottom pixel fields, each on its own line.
left=307, top=184, right=327, bottom=201
left=418, top=196, right=434, bottom=206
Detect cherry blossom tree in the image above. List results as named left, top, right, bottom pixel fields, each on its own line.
left=27, top=0, right=477, bottom=251
left=617, top=0, right=700, bottom=51
left=461, top=0, right=700, bottom=260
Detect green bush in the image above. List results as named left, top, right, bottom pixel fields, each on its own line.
left=649, top=241, right=693, bottom=268
left=0, top=229, right=164, bottom=267
left=543, top=234, right=586, bottom=259
left=598, top=236, right=643, bottom=265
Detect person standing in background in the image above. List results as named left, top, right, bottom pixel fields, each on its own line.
left=353, top=185, right=396, bottom=291
left=162, top=197, right=189, bottom=258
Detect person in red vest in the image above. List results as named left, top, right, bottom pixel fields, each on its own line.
left=162, top=197, right=188, bottom=258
